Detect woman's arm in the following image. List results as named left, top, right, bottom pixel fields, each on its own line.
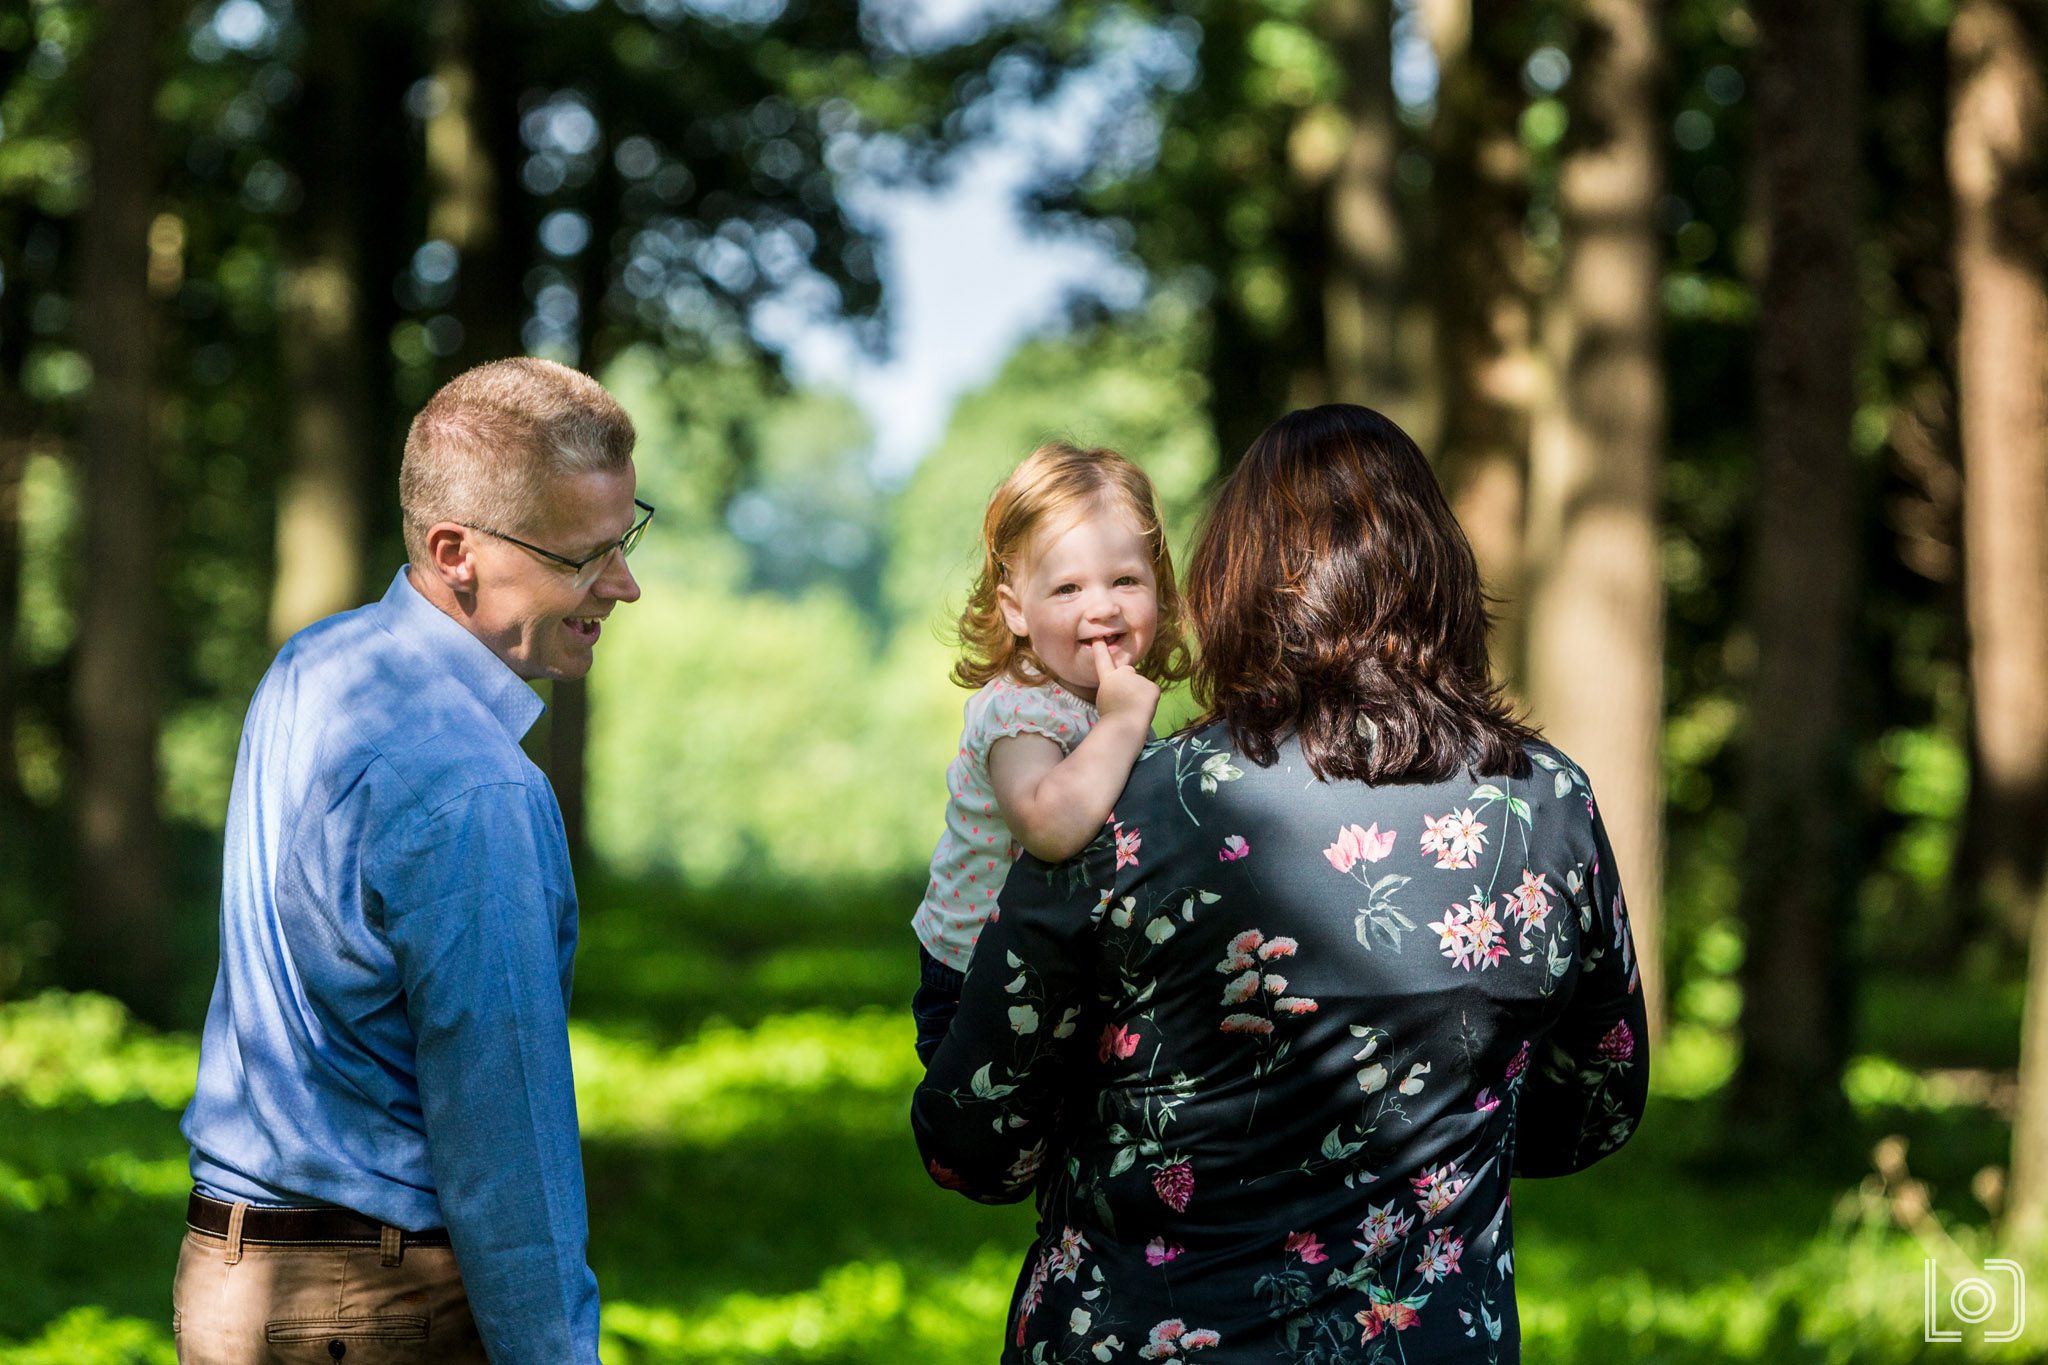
left=1513, top=800, right=1652, bottom=1177
left=910, top=838, right=1109, bottom=1203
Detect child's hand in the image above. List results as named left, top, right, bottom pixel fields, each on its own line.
left=1090, top=639, right=1160, bottom=728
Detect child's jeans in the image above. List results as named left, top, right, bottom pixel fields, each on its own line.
left=913, top=946, right=966, bottom=1066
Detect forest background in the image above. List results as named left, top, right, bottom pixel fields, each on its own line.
left=2, top=0, right=2047, bottom=1360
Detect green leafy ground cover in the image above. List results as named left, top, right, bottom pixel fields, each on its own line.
left=0, top=880, right=2037, bottom=1364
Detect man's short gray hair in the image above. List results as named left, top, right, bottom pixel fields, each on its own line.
left=400, top=357, right=636, bottom=566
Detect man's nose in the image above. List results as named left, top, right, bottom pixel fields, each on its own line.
left=594, top=549, right=641, bottom=603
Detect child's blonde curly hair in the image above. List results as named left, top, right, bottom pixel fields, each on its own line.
left=953, top=441, right=1191, bottom=690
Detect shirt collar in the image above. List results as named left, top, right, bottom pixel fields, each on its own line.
left=377, top=567, right=547, bottom=743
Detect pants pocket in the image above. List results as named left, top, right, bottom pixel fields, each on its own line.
left=265, top=1314, right=431, bottom=1359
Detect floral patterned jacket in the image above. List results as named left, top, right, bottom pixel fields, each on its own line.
left=911, top=723, right=1648, bottom=1364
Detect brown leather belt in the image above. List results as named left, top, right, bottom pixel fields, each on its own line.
left=186, top=1190, right=451, bottom=1248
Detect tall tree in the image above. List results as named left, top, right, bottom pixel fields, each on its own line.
left=1949, top=0, right=2048, bottom=952
left=1726, top=0, right=1863, bottom=1139
left=1521, top=0, right=1667, bottom=1037
left=1427, top=0, right=1536, bottom=678
left=1947, top=0, right=2048, bottom=1240
left=269, top=0, right=375, bottom=641
left=69, top=0, right=168, bottom=1016
left=1316, top=0, right=1404, bottom=414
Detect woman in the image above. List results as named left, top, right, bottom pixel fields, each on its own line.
left=911, top=405, right=1648, bottom=1363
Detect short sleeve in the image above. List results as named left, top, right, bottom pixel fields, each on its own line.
left=964, top=681, right=1094, bottom=766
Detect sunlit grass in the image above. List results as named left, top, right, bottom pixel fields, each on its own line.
left=0, top=950, right=2038, bottom=1364
left=572, top=1009, right=920, bottom=1144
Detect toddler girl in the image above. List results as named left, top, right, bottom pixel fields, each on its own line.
left=911, top=442, right=1188, bottom=1064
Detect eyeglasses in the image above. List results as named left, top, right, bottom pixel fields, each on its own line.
left=463, top=499, right=655, bottom=591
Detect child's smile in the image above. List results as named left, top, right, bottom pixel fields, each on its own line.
left=997, top=499, right=1159, bottom=702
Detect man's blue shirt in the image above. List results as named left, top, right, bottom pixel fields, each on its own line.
left=182, top=567, right=599, bottom=1362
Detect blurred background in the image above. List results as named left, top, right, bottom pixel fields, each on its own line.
left=3, top=0, right=2047, bottom=1359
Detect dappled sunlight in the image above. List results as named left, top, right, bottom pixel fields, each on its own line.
left=0, top=1307, right=173, bottom=1365
left=600, top=1247, right=1016, bottom=1363
left=571, top=1010, right=919, bottom=1146
left=0, top=993, right=196, bottom=1110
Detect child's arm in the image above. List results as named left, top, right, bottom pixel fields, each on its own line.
left=989, top=641, right=1159, bottom=862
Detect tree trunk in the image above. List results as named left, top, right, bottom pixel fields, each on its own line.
left=270, top=0, right=373, bottom=642
left=69, top=0, right=168, bottom=1017
left=1316, top=0, right=1404, bottom=416
left=1427, top=0, right=1536, bottom=685
left=1726, top=0, right=1863, bottom=1141
left=0, top=214, right=38, bottom=815
left=1949, top=0, right=2048, bottom=952
left=1949, top=0, right=2048, bottom=1243
left=1522, top=0, right=1667, bottom=1040
left=430, top=0, right=526, bottom=368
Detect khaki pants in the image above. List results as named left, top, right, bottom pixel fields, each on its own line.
left=173, top=1214, right=489, bottom=1364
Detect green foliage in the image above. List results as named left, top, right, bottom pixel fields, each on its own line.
left=588, top=312, right=1215, bottom=887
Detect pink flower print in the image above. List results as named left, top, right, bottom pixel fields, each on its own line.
left=1052, top=1224, right=1090, bottom=1281
left=1153, top=1161, right=1194, bottom=1211
left=1357, top=1297, right=1421, bottom=1341
left=1411, top=1162, right=1468, bottom=1221
left=1475, top=1087, right=1499, bottom=1114
left=1324, top=827, right=1362, bottom=872
left=1020, top=1250, right=1050, bottom=1317
left=1214, top=949, right=1256, bottom=974
left=1219, top=1013, right=1275, bottom=1035
left=927, top=1158, right=964, bottom=1190
left=1284, top=1230, right=1328, bottom=1264
left=1415, top=1227, right=1464, bottom=1282
left=1326, top=821, right=1398, bottom=871
left=1115, top=825, right=1143, bottom=870
left=1429, top=894, right=1505, bottom=971
left=1505, top=1039, right=1530, bottom=1080
left=1227, top=929, right=1265, bottom=957
left=1598, top=1020, right=1636, bottom=1062
left=1468, top=898, right=1508, bottom=968
left=1509, top=869, right=1554, bottom=929
left=1420, top=809, right=1486, bottom=869
left=1355, top=1201, right=1414, bottom=1258
left=1220, top=970, right=1261, bottom=1006
left=1219, top=835, right=1250, bottom=862
left=1427, top=900, right=1478, bottom=970
left=1144, top=1236, right=1184, bottom=1266
left=1262, top=974, right=1288, bottom=995
left=1256, top=936, right=1297, bottom=960
left=1098, top=1023, right=1143, bottom=1063
left=1275, top=997, right=1319, bottom=1015
left=1137, top=1321, right=1219, bottom=1359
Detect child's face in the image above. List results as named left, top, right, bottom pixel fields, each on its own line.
left=996, top=499, right=1159, bottom=702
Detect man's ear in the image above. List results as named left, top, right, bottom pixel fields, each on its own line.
left=424, top=522, right=479, bottom=594
left=996, top=582, right=1029, bottom=639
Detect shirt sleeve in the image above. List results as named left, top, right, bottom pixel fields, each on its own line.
left=910, top=834, right=1109, bottom=1203
left=1513, top=795, right=1651, bottom=1177
left=969, top=682, right=1091, bottom=763
left=373, top=781, right=600, bottom=1363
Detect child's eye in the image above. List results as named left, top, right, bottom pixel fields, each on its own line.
left=1054, top=583, right=1080, bottom=595
left=1115, top=575, right=1139, bottom=587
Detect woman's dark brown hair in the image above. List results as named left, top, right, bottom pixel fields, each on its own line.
left=1186, top=404, right=1537, bottom=783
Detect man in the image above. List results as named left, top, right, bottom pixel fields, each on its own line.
left=175, top=358, right=649, bottom=1363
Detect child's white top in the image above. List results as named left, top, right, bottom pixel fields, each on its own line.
left=913, top=676, right=1100, bottom=969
